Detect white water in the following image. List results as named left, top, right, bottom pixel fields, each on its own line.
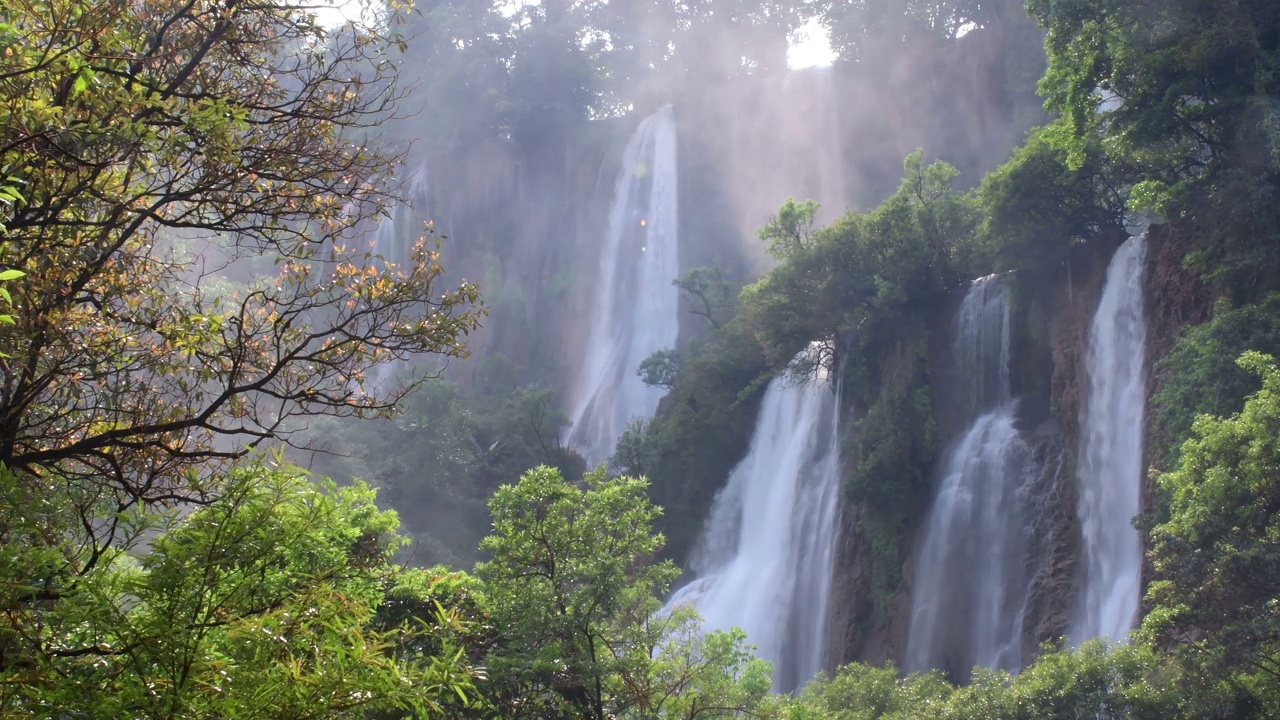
left=372, top=169, right=433, bottom=265
left=663, top=350, right=842, bottom=691
left=906, top=275, right=1039, bottom=679
left=1072, top=234, right=1148, bottom=644
left=565, top=106, right=680, bottom=464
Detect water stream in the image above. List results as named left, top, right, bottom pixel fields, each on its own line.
left=663, top=349, right=843, bottom=691
left=565, top=105, right=680, bottom=464
left=1071, top=233, right=1148, bottom=643
left=905, top=275, right=1040, bottom=679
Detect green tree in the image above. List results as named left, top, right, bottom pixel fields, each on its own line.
left=974, top=120, right=1126, bottom=279
left=0, top=0, right=481, bottom=540
left=635, top=611, right=776, bottom=720
left=0, top=461, right=478, bottom=718
left=1029, top=0, right=1280, bottom=180
left=757, top=199, right=820, bottom=261
left=1145, top=351, right=1280, bottom=711
left=305, top=376, right=491, bottom=568
left=1153, top=296, right=1280, bottom=464
left=303, top=377, right=585, bottom=569
left=638, top=349, right=683, bottom=391
left=476, top=465, right=679, bottom=720
left=675, top=265, right=737, bottom=331
left=1027, top=0, right=1280, bottom=294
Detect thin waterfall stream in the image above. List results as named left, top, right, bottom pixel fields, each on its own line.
left=663, top=347, right=843, bottom=692
left=565, top=105, right=680, bottom=464
left=905, top=275, right=1043, bottom=679
left=1072, top=233, right=1149, bottom=643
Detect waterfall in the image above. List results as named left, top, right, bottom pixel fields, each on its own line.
left=1072, top=233, right=1148, bottom=643
left=372, top=169, right=433, bottom=266
left=663, top=348, right=842, bottom=691
left=906, top=275, right=1041, bottom=679
left=565, top=105, right=680, bottom=464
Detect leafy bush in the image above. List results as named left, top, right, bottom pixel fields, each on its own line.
left=1153, top=295, right=1280, bottom=465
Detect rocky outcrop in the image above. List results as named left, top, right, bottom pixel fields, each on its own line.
left=1141, top=223, right=1214, bottom=474
left=1018, top=427, right=1073, bottom=658
left=1138, top=224, right=1215, bottom=595
left=826, top=506, right=876, bottom=669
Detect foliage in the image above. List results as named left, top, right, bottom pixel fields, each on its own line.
left=471, top=465, right=781, bottom=720
left=1145, top=352, right=1280, bottom=711
left=0, top=461, right=479, bottom=718
left=843, top=341, right=939, bottom=623
left=0, top=269, right=22, bottom=343
left=639, top=611, right=777, bottom=720
left=1029, top=0, right=1280, bottom=179
left=476, top=465, right=679, bottom=720
left=1153, top=295, right=1280, bottom=465
left=1028, top=0, right=1280, bottom=293
left=780, top=643, right=1197, bottom=720
left=675, top=265, right=737, bottom=331
left=0, top=0, right=482, bottom=539
left=973, top=120, right=1125, bottom=280
left=742, top=153, right=974, bottom=375
left=305, top=376, right=584, bottom=568
left=846, top=377, right=937, bottom=515
left=611, top=418, right=657, bottom=478
left=638, top=348, right=683, bottom=390
left=758, top=199, right=820, bottom=260
left=820, top=0, right=1017, bottom=62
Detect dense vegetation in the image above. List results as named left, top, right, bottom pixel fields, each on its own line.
left=0, top=0, right=1278, bottom=717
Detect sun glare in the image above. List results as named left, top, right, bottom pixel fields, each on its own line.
left=787, top=18, right=837, bottom=69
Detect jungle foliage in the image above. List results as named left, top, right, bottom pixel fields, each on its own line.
left=304, top=370, right=586, bottom=568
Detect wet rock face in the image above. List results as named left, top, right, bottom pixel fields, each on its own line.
left=826, top=506, right=875, bottom=668
left=1049, top=234, right=1124, bottom=456
left=1139, top=224, right=1215, bottom=589
left=1019, top=429, right=1074, bottom=659
left=1142, top=224, right=1214, bottom=472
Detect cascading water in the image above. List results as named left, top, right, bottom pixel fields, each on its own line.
left=565, top=105, right=679, bottom=464
left=906, top=275, right=1041, bottom=679
left=662, top=348, right=843, bottom=691
left=1071, top=233, right=1148, bottom=644
left=372, top=169, right=433, bottom=265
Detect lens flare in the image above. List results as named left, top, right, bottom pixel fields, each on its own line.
left=639, top=218, right=647, bottom=227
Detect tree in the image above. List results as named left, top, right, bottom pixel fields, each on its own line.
left=475, top=465, right=679, bottom=720
left=0, top=461, right=479, bottom=718
left=675, top=265, right=737, bottom=331
left=820, top=0, right=1017, bottom=63
left=1152, top=296, right=1280, bottom=464
left=302, top=377, right=586, bottom=569
left=629, top=611, right=775, bottom=720
left=1028, top=0, right=1280, bottom=180
left=1027, top=0, right=1280, bottom=296
left=304, top=376, right=491, bottom=569
left=1145, top=351, right=1280, bottom=711
left=638, top=349, right=683, bottom=391
left=610, top=417, right=655, bottom=478
left=973, top=120, right=1125, bottom=279
left=0, top=0, right=481, bottom=540
left=757, top=199, right=820, bottom=261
